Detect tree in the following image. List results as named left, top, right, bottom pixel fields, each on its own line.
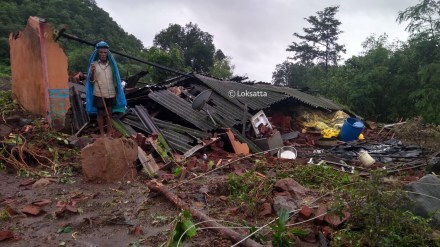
left=361, top=33, right=390, bottom=54
left=397, top=0, right=440, bottom=42
left=154, top=22, right=216, bottom=73
left=287, top=6, right=345, bottom=72
left=0, top=0, right=144, bottom=75
left=272, top=61, right=310, bottom=88
left=209, top=56, right=234, bottom=80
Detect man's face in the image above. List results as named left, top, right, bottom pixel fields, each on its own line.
left=98, top=48, right=108, bottom=62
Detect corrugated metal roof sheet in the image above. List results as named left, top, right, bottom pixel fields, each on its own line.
left=153, top=118, right=210, bottom=139
left=161, top=129, right=195, bottom=153
left=148, top=89, right=216, bottom=131
left=191, top=84, right=252, bottom=127
left=121, top=111, right=201, bottom=154
left=195, top=74, right=289, bottom=111
left=156, top=74, right=343, bottom=111
left=254, top=84, right=342, bottom=111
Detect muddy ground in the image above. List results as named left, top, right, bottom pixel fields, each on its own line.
left=1, top=168, right=248, bottom=247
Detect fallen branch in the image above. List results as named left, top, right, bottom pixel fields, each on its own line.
left=147, top=181, right=263, bottom=247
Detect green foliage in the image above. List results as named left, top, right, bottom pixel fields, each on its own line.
left=397, top=0, right=440, bottom=42
left=0, top=208, right=11, bottom=221
left=288, top=164, right=355, bottom=191
left=411, top=62, right=440, bottom=123
left=57, top=226, right=73, bottom=234
left=0, top=90, right=15, bottom=115
left=287, top=6, right=345, bottom=71
left=0, top=0, right=143, bottom=76
left=332, top=172, right=439, bottom=247
left=154, top=23, right=234, bottom=77
left=227, top=170, right=269, bottom=214
left=271, top=209, right=292, bottom=247
left=227, top=172, right=254, bottom=205
left=168, top=211, right=197, bottom=247
left=209, top=56, right=234, bottom=80
left=274, top=2, right=440, bottom=125
left=173, top=166, right=183, bottom=177
left=154, top=22, right=215, bottom=73
left=272, top=61, right=314, bottom=88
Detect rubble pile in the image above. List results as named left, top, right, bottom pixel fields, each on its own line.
left=1, top=73, right=439, bottom=246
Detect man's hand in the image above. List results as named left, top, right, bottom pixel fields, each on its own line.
left=90, top=64, right=96, bottom=83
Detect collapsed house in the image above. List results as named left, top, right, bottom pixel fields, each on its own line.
left=68, top=73, right=348, bottom=158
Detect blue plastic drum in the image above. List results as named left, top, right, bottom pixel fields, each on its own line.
left=338, top=117, right=365, bottom=142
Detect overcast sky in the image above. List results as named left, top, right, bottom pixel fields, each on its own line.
left=95, top=0, right=419, bottom=82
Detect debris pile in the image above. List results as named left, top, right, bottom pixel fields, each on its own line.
left=1, top=72, right=439, bottom=246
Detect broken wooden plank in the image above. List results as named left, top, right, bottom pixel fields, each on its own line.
left=138, top=146, right=159, bottom=175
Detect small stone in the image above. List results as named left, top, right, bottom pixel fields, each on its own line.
left=65, top=205, right=78, bottom=213
left=19, top=179, right=36, bottom=187
left=32, top=178, right=51, bottom=188
left=229, top=207, right=240, bottom=215
left=5, top=206, right=18, bottom=215
left=131, top=226, right=143, bottom=237
left=299, top=205, right=313, bottom=219
left=21, top=205, right=44, bottom=216
left=0, top=230, right=14, bottom=241
left=320, top=226, right=334, bottom=238
left=314, top=204, right=327, bottom=224
left=32, top=199, right=52, bottom=207
left=324, top=211, right=350, bottom=228
left=258, top=202, right=272, bottom=216
left=199, top=185, right=209, bottom=194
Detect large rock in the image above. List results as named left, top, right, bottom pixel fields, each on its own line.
left=274, top=178, right=308, bottom=200
left=405, top=174, right=440, bottom=225
left=273, top=195, right=298, bottom=214
left=81, top=138, right=138, bottom=182
left=426, top=153, right=440, bottom=174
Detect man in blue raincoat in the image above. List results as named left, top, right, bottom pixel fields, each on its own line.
left=85, top=41, right=126, bottom=136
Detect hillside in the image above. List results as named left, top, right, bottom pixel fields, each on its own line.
left=0, top=0, right=144, bottom=75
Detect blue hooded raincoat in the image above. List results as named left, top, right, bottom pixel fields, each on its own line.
left=85, top=41, right=127, bottom=115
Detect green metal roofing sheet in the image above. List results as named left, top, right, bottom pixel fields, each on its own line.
left=148, top=89, right=216, bottom=131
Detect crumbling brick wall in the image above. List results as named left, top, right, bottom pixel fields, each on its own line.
left=9, top=16, right=69, bottom=128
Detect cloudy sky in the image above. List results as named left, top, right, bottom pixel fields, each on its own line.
left=95, top=0, right=419, bottom=82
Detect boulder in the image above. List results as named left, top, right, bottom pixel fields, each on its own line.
left=81, top=138, right=138, bottom=182
left=274, top=178, right=308, bottom=200
left=405, top=174, right=440, bottom=225
left=273, top=195, right=298, bottom=214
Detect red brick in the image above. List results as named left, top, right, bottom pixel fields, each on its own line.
left=314, top=204, right=327, bottom=224
left=0, top=230, right=13, bottom=241
left=21, top=205, right=44, bottom=216
left=299, top=205, right=313, bottom=219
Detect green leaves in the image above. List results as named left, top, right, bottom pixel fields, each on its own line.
left=287, top=6, right=345, bottom=69
left=397, top=0, right=440, bottom=42
left=271, top=209, right=292, bottom=247
left=168, top=211, right=197, bottom=247
left=181, top=219, right=196, bottom=238
left=57, top=226, right=73, bottom=234
left=154, top=22, right=216, bottom=73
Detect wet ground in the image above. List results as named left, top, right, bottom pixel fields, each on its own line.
left=0, top=169, right=244, bottom=247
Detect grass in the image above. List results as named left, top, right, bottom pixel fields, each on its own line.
left=331, top=171, right=440, bottom=247
left=0, top=90, right=15, bottom=116
left=227, top=169, right=271, bottom=216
